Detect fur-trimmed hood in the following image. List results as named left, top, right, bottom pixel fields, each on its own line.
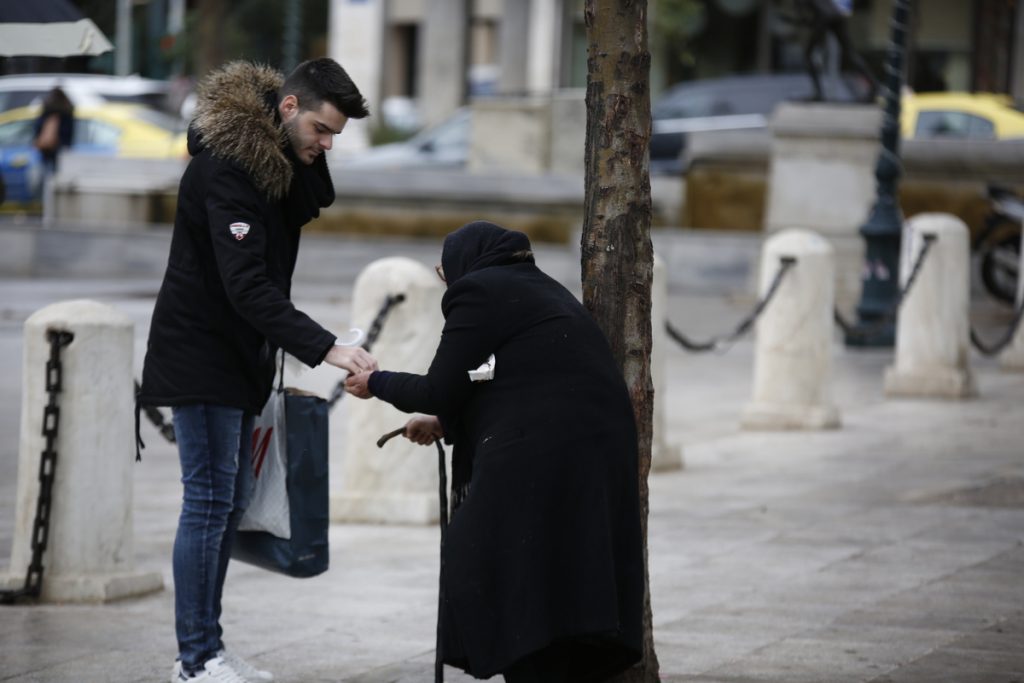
left=190, top=62, right=292, bottom=199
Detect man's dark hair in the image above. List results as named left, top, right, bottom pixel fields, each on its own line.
left=281, top=57, right=369, bottom=120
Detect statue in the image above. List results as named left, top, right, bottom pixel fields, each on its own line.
left=785, top=0, right=880, bottom=102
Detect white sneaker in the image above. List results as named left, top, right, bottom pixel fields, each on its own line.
left=173, top=655, right=250, bottom=682
left=219, top=648, right=274, bottom=682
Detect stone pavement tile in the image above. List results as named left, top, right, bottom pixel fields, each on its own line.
left=946, top=612, right=1024, bottom=654
left=660, top=677, right=770, bottom=683
left=655, top=613, right=814, bottom=676
left=0, top=600, right=174, bottom=682
left=254, top=636, right=439, bottom=682
left=833, top=537, right=1019, bottom=589
left=651, top=575, right=760, bottom=627
left=647, top=518, right=782, bottom=565
left=799, top=564, right=931, bottom=600
left=338, top=652, right=477, bottom=683
left=833, top=573, right=1018, bottom=634
left=649, top=536, right=867, bottom=628
left=903, top=509, right=1024, bottom=545
left=796, top=622, right=960, bottom=660
left=660, top=535, right=864, bottom=585
left=1, top=650, right=161, bottom=683
left=866, top=648, right=1024, bottom=683
left=679, top=600, right=849, bottom=644
left=696, top=635, right=905, bottom=683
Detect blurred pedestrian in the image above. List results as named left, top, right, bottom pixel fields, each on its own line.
left=32, top=86, right=74, bottom=225
left=138, top=58, right=377, bottom=683
left=33, top=86, right=74, bottom=172
left=346, top=221, right=645, bottom=683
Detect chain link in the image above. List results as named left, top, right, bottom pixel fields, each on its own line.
left=328, top=293, right=406, bottom=409
left=1, top=329, right=74, bottom=605
left=836, top=233, right=936, bottom=341
left=134, top=381, right=176, bottom=443
left=666, top=256, right=797, bottom=353
left=970, top=298, right=1024, bottom=356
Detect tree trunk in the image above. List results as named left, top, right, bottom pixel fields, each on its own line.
left=581, top=2, right=658, bottom=682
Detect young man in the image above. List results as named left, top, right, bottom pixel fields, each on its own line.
left=139, top=58, right=377, bottom=683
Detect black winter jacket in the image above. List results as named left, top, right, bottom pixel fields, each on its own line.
left=140, top=62, right=337, bottom=415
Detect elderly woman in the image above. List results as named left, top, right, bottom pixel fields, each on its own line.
left=345, top=221, right=643, bottom=683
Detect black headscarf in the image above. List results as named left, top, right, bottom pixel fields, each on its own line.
left=440, top=221, right=533, bottom=285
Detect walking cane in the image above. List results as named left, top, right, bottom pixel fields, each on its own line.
left=378, top=427, right=448, bottom=683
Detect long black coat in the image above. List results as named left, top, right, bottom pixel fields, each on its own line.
left=369, top=225, right=644, bottom=680
left=140, top=62, right=336, bottom=414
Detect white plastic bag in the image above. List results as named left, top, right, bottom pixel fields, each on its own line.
left=239, top=390, right=291, bottom=539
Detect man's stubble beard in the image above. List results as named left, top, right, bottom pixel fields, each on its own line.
left=282, top=116, right=302, bottom=157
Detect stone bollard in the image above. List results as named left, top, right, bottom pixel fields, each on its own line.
left=998, top=226, right=1024, bottom=370
left=333, top=257, right=445, bottom=524
left=741, top=230, right=840, bottom=430
left=651, top=254, right=683, bottom=471
left=1, top=300, right=163, bottom=602
left=884, top=214, right=976, bottom=398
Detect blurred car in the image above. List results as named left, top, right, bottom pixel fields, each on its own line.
left=339, top=73, right=873, bottom=175
left=341, top=107, right=471, bottom=170
left=0, top=103, right=187, bottom=205
left=651, top=73, right=869, bottom=174
left=901, top=92, right=1024, bottom=141
left=0, top=73, right=173, bottom=114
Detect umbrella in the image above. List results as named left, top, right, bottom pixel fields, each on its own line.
left=0, top=0, right=113, bottom=57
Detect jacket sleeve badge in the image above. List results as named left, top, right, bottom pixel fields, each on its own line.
left=229, top=222, right=251, bottom=240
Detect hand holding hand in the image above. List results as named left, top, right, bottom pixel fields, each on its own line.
left=326, top=344, right=377, bottom=375
left=403, top=415, right=443, bottom=445
left=344, top=371, right=373, bottom=399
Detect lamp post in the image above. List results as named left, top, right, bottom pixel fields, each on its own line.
left=846, top=0, right=912, bottom=347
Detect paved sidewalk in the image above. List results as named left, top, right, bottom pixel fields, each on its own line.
left=0, top=231, right=1022, bottom=682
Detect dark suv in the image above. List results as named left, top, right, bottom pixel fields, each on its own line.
left=651, top=72, right=869, bottom=175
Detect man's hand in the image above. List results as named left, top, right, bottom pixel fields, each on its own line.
left=325, top=344, right=377, bottom=375
left=404, top=415, right=443, bottom=445
left=344, top=370, right=373, bottom=399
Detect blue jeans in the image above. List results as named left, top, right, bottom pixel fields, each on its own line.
left=172, top=405, right=254, bottom=675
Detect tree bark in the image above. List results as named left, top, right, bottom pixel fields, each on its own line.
left=581, top=2, right=658, bottom=682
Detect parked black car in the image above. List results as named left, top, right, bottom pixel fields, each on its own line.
left=651, top=72, right=869, bottom=175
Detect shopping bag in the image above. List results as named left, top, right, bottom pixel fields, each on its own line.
left=232, top=388, right=330, bottom=578
left=238, top=390, right=291, bottom=539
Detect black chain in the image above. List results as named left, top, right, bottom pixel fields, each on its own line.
left=970, top=297, right=1024, bottom=356
left=666, top=256, right=797, bottom=353
left=836, top=233, right=937, bottom=341
left=134, top=380, right=176, bottom=443
left=328, top=293, right=407, bottom=409
left=0, top=329, right=74, bottom=605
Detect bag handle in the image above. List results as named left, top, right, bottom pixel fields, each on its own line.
left=277, top=349, right=285, bottom=392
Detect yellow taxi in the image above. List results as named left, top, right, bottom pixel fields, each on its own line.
left=0, top=102, right=188, bottom=158
left=902, top=92, right=1024, bottom=141
left=0, top=103, right=187, bottom=204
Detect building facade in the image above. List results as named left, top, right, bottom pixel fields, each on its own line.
left=328, top=0, right=1022, bottom=150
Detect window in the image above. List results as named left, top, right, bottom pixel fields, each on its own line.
left=0, top=90, right=45, bottom=112
left=914, top=110, right=996, bottom=139
left=75, top=118, right=120, bottom=150
left=0, top=119, right=36, bottom=146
